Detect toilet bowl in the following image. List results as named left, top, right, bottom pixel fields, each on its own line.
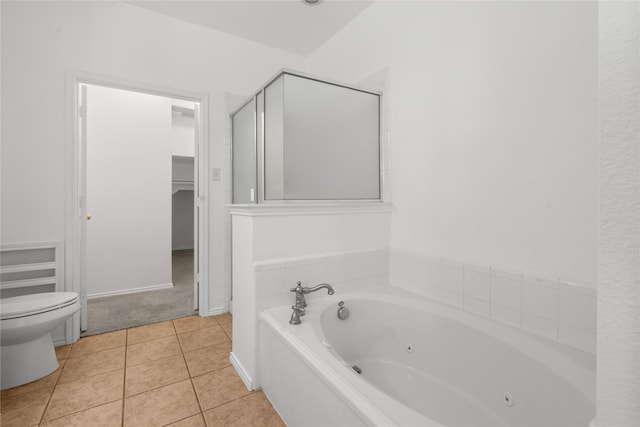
left=1, top=292, right=80, bottom=390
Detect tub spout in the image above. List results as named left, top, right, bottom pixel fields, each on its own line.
left=289, top=282, right=335, bottom=325
left=290, top=282, right=335, bottom=308
left=303, top=283, right=335, bottom=296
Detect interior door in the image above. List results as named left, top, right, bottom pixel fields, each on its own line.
left=84, top=85, right=173, bottom=305
left=193, top=103, right=201, bottom=310
left=79, top=84, right=88, bottom=331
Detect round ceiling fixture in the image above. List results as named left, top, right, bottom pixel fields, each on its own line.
left=301, top=0, right=322, bottom=5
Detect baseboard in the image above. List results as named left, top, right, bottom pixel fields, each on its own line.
left=206, top=306, right=227, bottom=316
left=87, top=282, right=174, bottom=299
left=53, top=336, right=71, bottom=346
left=230, top=351, right=254, bottom=391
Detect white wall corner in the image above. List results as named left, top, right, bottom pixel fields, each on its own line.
left=206, top=305, right=228, bottom=317
left=595, top=1, right=640, bottom=426
left=229, top=351, right=255, bottom=391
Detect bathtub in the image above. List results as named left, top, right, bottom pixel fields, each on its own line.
left=259, top=287, right=595, bottom=426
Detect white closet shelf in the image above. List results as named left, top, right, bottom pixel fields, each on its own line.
left=172, top=179, right=194, bottom=194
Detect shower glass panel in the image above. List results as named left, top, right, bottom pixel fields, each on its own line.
left=279, top=74, right=379, bottom=200
left=232, top=98, right=256, bottom=203
left=233, top=71, right=381, bottom=203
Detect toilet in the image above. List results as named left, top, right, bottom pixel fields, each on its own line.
left=1, top=292, right=80, bottom=389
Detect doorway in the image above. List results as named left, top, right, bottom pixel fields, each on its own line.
left=69, top=77, right=208, bottom=336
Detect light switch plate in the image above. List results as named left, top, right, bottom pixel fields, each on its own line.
left=211, top=168, right=221, bottom=181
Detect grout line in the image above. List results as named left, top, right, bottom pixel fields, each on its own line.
left=187, top=316, right=240, bottom=421
left=123, top=322, right=231, bottom=398
left=56, top=365, right=125, bottom=387
left=127, top=335, right=177, bottom=347
left=38, top=344, right=72, bottom=426
left=182, top=333, right=206, bottom=424
left=14, top=315, right=242, bottom=427
left=198, top=387, right=255, bottom=415
left=36, top=352, right=126, bottom=425
left=67, top=344, right=125, bottom=359
left=122, top=329, right=128, bottom=427
left=39, top=399, right=122, bottom=425
left=163, top=413, right=203, bottom=427
left=220, top=325, right=233, bottom=342
left=123, top=351, right=189, bottom=397
left=182, top=340, right=232, bottom=358
left=126, top=349, right=183, bottom=369
left=123, top=374, right=193, bottom=399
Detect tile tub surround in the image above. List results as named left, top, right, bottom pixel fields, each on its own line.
left=390, top=249, right=597, bottom=354
left=255, top=247, right=390, bottom=311
left=229, top=248, right=389, bottom=390
left=237, top=244, right=594, bottom=391
left=0, top=314, right=284, bottom=427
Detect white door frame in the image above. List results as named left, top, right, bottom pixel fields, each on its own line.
left=65, top=70, right=210, bottom=337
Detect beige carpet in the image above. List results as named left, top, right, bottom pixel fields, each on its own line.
left=83, top=250, right=197, bottom=336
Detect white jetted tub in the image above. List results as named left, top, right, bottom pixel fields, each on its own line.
left=260, top=287, right=595, bottom=427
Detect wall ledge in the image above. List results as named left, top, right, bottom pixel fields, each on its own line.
left=228, top=202, right=392, bottom=217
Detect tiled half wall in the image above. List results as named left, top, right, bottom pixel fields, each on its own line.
left=390, top=249, right=596, bottom=354
left=253, top=247, right=596, bottom=356
left=254, top=248, right=390, bottom=311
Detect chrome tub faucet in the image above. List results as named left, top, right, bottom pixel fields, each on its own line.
left=289, top=281, right=335, bottom=325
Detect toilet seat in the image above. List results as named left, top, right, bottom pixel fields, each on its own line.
left=0, top=292, right=79, bottom=320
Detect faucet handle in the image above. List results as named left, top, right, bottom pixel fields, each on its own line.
left=290, top=281, right=303, bottom=293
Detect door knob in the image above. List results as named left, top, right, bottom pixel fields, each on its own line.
left=86, top=214, right=92, bottom=220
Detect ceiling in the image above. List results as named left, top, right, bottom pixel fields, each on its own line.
left=127, top=0, right=375, bottom=56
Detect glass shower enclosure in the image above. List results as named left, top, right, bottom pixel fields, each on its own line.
left=231, top=70, right=381, bottom=204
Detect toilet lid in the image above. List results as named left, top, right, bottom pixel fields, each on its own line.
left=1, top=292, right=79, bottom=320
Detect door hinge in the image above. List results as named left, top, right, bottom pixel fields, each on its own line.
left=78, top=105, right=87, bottom=118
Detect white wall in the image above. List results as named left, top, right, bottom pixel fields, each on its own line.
left=306, top=1, right=598, bottom=284
left=0, top=1, right=306, bottom=313
left=230, top=206, right=391, bottom=389
left=595, top=2, right=640, bottom=425
left=86, top=85, right=173, bottom=296
left=172, top=112, right=195, bottom=157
